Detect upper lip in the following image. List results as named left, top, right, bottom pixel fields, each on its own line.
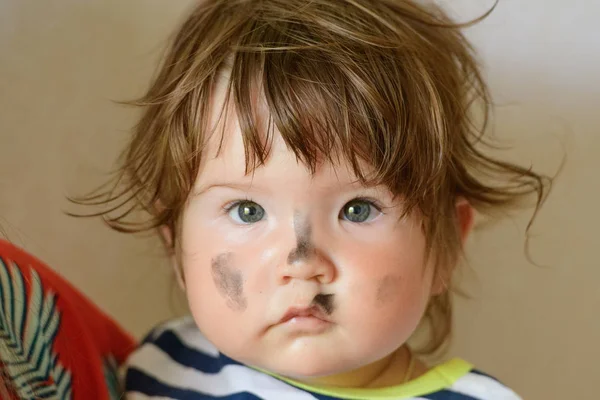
left=279, top=306, right=329, bottom=324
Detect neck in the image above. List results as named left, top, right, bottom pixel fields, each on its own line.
left=296, top=346, right=424, bottom=389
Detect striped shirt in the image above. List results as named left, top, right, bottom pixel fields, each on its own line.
left=125, top=317, right=521, bottom=400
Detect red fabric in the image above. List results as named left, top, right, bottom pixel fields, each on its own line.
left=0, top=239, right=136, bottom=399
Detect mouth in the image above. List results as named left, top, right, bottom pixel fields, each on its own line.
left=279, top=306, right=330, bottom=324
left=275, top=305, right=333, bottom=334
left=268, top=295, right=336, bottom=336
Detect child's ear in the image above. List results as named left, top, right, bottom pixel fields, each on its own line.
left=155, top=200, right=186, bottom=291
left=431, top=198, right=474, bottom=295
left=455, top=197, right=474, bottom=243
left=159, top=224, right=186, bottom=292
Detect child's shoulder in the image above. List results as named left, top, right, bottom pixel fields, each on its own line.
left=125, top=317, right=521, bottom=400
left=438, top=363, right=523, bottom=400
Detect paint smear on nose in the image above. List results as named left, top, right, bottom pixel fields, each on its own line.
left=211, top=252, right=247, bottom=312
left=287, top=213, right=314, bottom=265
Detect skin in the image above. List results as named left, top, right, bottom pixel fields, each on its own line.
left=170, top=87, right=474, bottom=388
left=313, top=293, right=335, bottom=315
left=375, top=275, right=403, bottom=306
left=286, top=213, right=314, bottom=265
left=211, top=252, right=247, bottom=312
left=287, top=215, right=336, bottom=315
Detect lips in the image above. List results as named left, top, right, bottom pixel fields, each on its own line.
left=279, top=306, right=329, bottom=324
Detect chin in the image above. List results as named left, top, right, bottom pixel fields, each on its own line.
left=274, top=363, right=343, bottom=380
left=262, top=347, right=354, bottom=380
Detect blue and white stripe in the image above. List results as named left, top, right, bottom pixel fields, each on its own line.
left=125, top=317, right=521, bottom=400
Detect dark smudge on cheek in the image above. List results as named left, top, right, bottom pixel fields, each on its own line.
left=313, top=293, right=335, bottom=315
left=287, top=213, right=314, bottom=265
left=211, top=252, right=247, bottom=312
left=376, top=274, right=402, bottom=305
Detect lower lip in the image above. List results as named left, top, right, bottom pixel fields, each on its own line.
left=281, top=316, right=331, bottom=334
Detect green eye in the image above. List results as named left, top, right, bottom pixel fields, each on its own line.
left=341, top=199, right=376, bottom=223
left=231, top=201, right=265, bottom=224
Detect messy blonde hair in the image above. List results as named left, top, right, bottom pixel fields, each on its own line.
left=74, top=0, right=549, bottom=355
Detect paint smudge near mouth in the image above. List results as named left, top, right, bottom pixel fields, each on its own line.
left=313, top=293, right=335, bottom=315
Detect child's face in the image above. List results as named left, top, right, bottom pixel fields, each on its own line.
left=176, top=102, right=438, bottom=381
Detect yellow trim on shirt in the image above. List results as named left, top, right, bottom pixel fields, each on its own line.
left=260, top=358, right=473, bottom=399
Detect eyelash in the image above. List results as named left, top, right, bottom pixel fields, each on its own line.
left=222, top=198, right=253, bottom=215
left=221, top=197, right=386, bottom=216
left=348, top=197, right=385, bottom=213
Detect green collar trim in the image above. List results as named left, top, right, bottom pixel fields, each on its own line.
left=260, top=358, right=473, bottom=399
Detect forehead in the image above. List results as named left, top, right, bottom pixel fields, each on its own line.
left=196, top=78, right=373, bottom=188
left=199, top=105, right=367, bottom=191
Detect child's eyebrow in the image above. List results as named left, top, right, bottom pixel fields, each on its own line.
left=192, top=180, right=386, bottom=198
left=193, top=182, right=262, bottom=197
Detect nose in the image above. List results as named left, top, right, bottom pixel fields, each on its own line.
left=279, top=246, right=336, bottom=285
left=277, top=216, right=336, bottom=285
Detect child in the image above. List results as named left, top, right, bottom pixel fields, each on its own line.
left=80, top=0, right=548, bottom=398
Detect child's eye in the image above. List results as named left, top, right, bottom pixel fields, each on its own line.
left=226, top=200, right=265, bottom=224
left=340, top=198, right=382, bottom=223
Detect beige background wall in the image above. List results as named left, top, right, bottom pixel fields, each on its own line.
left=0, top=1, right=597, bottom=398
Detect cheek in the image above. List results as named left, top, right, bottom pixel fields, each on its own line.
left=181, top=250, right=257, bottom=357
left=337, top=234, right=432, bottom=344
left=179, top=217, right=271, bottom=344
left=210, top=252, right=247, bottom=312
left=345, top=269, right=432, bottom=356
left=347, top=266, right=431, bottom=322
left=376, top=275, right=404, bottom=304
left=179, top=220, right=243, bottom=332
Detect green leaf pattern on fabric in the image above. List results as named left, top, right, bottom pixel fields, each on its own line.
left=103, top=354, right=125, bottom=400
left=0, top=257, right=72, bottom=399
